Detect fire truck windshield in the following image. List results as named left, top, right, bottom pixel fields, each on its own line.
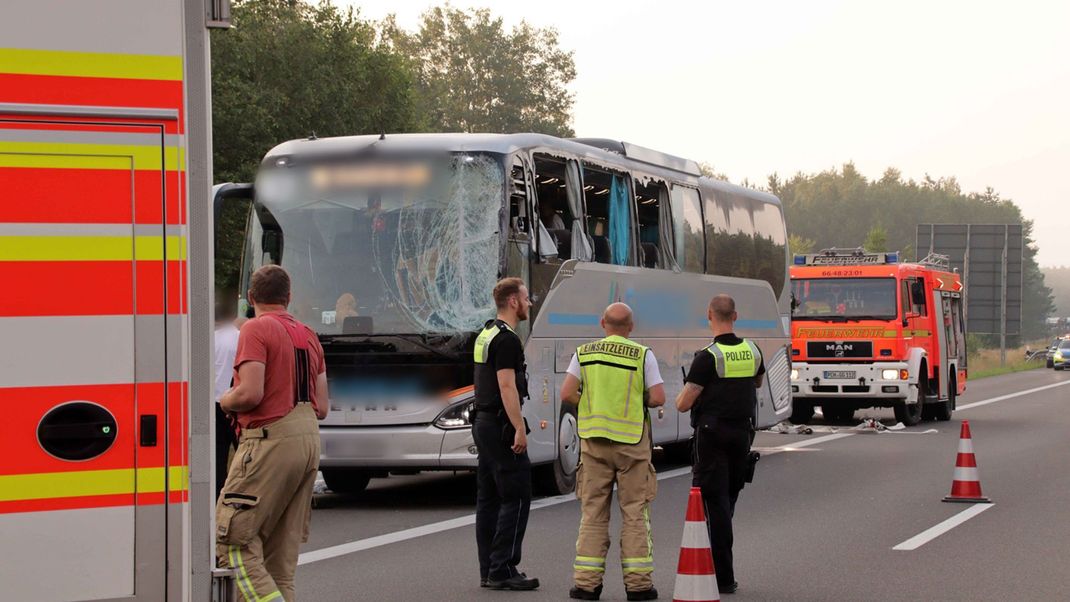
left=792, top=277, right=898, bottom=321
left=247, top=153, right=505, bottom=335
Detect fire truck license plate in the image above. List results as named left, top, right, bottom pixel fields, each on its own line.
left=823, top=371, right=856, bottom=380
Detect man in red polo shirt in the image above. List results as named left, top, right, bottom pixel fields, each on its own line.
left=216, top=265, right=328, bottom=602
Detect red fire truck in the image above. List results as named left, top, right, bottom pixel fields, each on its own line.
left=1, top=1, right=228, bottom=600
left=789, top=249, right=967, bottom=426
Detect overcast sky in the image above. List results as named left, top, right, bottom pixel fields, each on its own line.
left=339, top=0, right=1069, bottom=267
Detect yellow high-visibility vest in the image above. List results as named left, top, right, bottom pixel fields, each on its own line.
left=705, top=339, right=761, bottom=378
left=576, top=335, right=648, bottom=444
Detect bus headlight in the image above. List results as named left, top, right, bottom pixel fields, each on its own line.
left=790, top=369, right=799, bottom=381
left=435, top=401, right=474, bottom=429
left=881, top=369, right=899, bottom=380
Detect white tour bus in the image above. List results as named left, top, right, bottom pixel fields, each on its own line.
left=216, top=133, right=792, bottom=495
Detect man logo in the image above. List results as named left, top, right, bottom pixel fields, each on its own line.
left=825, top=342, right=854, bottom=358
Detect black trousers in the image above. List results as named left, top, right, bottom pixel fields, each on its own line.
left=692, top=415, right=751, bottom=587
left=214, top=404, right=237, bottom=499
left=472, top=415, right=532, bottom=581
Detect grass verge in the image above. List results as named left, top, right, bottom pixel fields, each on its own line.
left=969, top=341, right=1048, bottom=380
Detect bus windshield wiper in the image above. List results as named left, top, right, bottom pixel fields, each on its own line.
left=321, top=333, right=463, bottom=361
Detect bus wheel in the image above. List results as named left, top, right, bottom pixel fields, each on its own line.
left=322, top=469, right=372, bottom=494
left=894, top=375, right=926, bottom=426
left=790, top=400, right=814, bottom=424
left=535, top=406, right=579, bottom=495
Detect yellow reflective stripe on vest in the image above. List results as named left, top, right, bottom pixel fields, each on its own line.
left=705, top=339, right=761, bottom=378
left=473, top=325, right=501, bottom=364
left=576, top=335, right=647, bottom=444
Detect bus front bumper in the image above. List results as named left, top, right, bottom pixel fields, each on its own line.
left=791, top=362, right=917, bottom=402
left=319, top=424, right=479, bottom=470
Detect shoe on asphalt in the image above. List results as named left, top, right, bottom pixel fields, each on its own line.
left=480, top=578, right=489, bottom=588
left=719, top=581, right=738, bottom=594
left=487, top=574, right=540, bottom=591
left=569, top=584, right=603, bottom=600
left=626, top=587, right=658, bottom=601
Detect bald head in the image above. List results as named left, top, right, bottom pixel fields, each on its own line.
left=601, top=302, right=634, bottom=336
left=708, top=294, right=737, bottom=325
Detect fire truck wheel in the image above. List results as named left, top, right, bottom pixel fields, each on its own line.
left=894, top=375, right=926, bottom=426
left=322, top=469, right=372, bottom=494
left=789, top=401, right=814, bottom=424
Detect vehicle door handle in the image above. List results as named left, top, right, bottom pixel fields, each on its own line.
left=140, top=414, right=158, bottom=447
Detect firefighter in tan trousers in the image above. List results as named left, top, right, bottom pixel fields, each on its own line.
left=560, top=303, right=666, bottom=601
left=217, top=265, right=330, bottom=602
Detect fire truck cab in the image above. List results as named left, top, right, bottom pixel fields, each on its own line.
left=789, top=249, right=967, bottom=426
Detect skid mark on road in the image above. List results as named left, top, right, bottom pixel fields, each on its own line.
left=892, top=504, right=993, bottom=550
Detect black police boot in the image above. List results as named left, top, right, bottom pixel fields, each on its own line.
left=569, top=584, right=603, bottom=600
left=626, top=587, right=658, bottom=601
left=719, top=581, right=739, bottom=594
left=487, top=574, right=540, bottom=591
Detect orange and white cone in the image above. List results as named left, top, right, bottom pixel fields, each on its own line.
left=942, top=420, right=991, bottom=503
left=673, top=487, right=719, bottom=602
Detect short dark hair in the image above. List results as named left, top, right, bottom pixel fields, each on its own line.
left=249, top=265, right=291, bottom=306
left=492, top=277, right=524, bottom=309
left=709, top=294, right=736, bottom=322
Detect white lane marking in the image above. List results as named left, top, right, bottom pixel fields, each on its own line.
left=957, top=380, right=1070, bottom=411
left=892, top=504, right=993, bottom=551
left=298, top=438, right=838, bottom=566
left=761, top=433, right=854, bottom=455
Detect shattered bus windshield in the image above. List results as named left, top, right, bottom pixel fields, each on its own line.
left=792, top=277, right=897, bottom=321
left=252, top=153, right=505, bottom=335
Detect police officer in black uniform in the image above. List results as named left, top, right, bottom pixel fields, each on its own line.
left=472, top=277, right=540, bottom=591
left=675, top=294, right=765, bottom=595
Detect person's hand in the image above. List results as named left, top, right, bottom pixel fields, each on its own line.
left=512, top=429, right=528, bottom=454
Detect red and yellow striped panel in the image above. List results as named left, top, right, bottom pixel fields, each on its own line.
left=0, top=44, right=191, bottom=515
left=0, top=48, right=185, bottom=133
left=0, top=382, right=189, bottom=514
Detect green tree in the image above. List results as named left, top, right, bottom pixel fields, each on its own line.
left=212, top=0, right=423, bottom=184
left=382, top=6, right=576, bottom=136
left=863, top=224, right=888, bottom=252
left=788, top=233, right=815, bottom=255
left=210, top=0, right=423, bottom=292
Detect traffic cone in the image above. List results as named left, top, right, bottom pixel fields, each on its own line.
left=942, top=420, right=991, bottom=503
left=673, top=487, right=719, bottom=602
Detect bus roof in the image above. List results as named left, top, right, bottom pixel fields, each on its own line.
left=261, top=132, right=782, bottom=207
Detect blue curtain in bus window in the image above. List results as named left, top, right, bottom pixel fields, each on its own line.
left=609, top=175, right=630, bottom=265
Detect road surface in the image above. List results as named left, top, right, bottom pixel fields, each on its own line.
left=295, top=369, right=1070, bottom=601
